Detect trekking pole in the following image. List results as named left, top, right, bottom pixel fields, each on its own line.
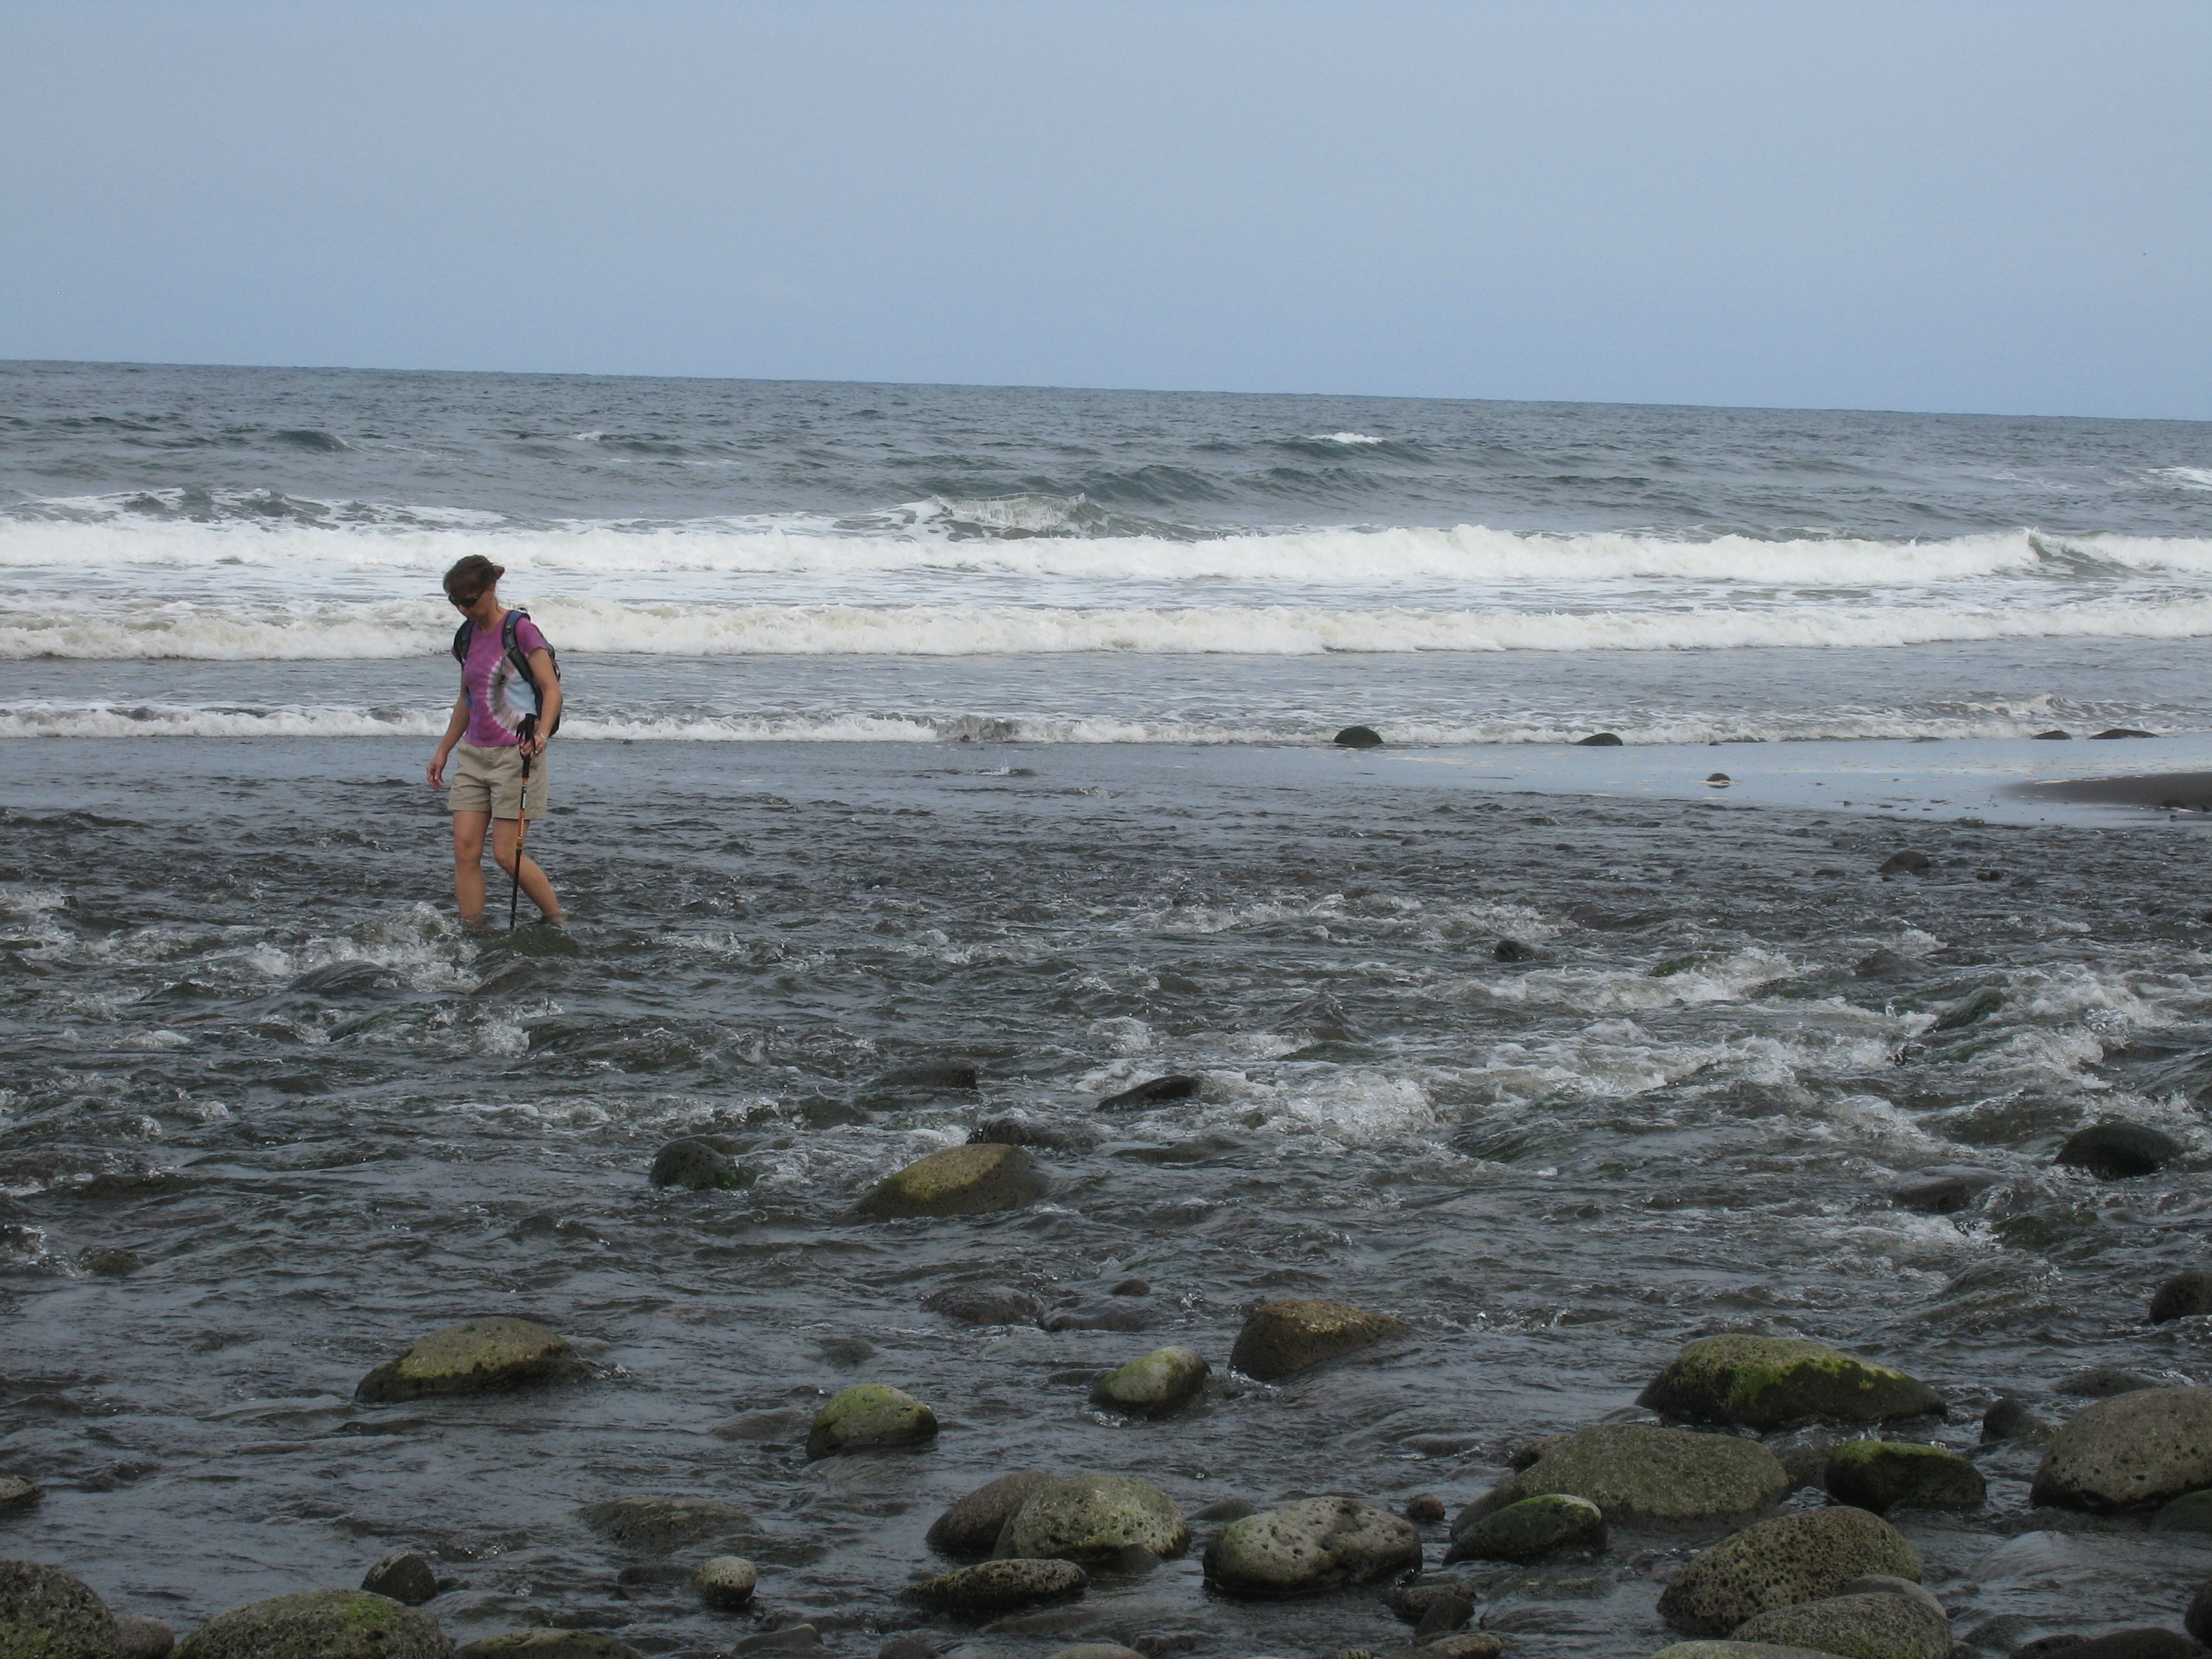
left=509, top=715, right=536, bottom=930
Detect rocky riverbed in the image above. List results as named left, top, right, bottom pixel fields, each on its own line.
left=4, top=737, right=2212, bottom=1658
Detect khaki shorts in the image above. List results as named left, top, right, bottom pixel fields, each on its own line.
left=449, top=742, right=548, bottom=820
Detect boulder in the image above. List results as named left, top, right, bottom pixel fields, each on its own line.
left=1455, top=1423, right=1789, bottom=1529
left=117, top=1617, right=174, bottom=1659
left=1884, top=1166, right=2002, bottom=1213
left=2061, top=1368, right=2159, bottom=1399
left=2152, top=1491, right=2212, bottom=1534
left=1202, top=1497, right=1422, bottom=1596
left=909, top=1557, right=1086, bottom=1614
left=872, top=1061, right=979, bottom=1091
left=2056, top=1123, right=2183, bottom=1179
left=693, top=1557, right=756, bottom=1609
left=1444, top=1493, right=1604, bottom=1562
left=1096, top=1075, right=1199, bottom=1110
left=993, top=1474, right=1189, bottom=1562
left=1334, top=726, right=1385, bottom=748
left=1822, top=1442, right=1984, bottom=1514
left=1090, top=1347, right=1209, bottom=1418
left=455, top=1638, right=640, bottom=1658
left=175, top=1590, right=452, bottom=1658
left=583, top=1497, right=754, bottom=1554
left=928, top=1470, right=1061, bottom=1556
left=1983, top=1398, right=2054, bottom=1444
left=0, top=1560, right=117, bottom=1658
left=0, top=1475, right=41, bottom=1511
left=2152, top=1272, right=2212, bottom=1324
left=361, top=1551, right=439, bottom=1605
left=1229, top=1298, right=1409, bottom=1381
left=1578, top=733, right=1624, bottom=747
left=853, top=1143, right=1046, bottom=1219
left=1656, top=1508, right=1920, bottom=1635
left=920, top=1284, right=1045, bottom=1326
left=1732, top=1589, right=1951, bottom=1659
left=647, top=1138, right=755, bottom=1192
left=805, top=1385, right=937, bottom=1459
left=2032, top=1388, right=2212, bottom=1511
left=355, top=1318, right=577, bottom=1403
left=1638, top=1335, right=1944, bottom=1431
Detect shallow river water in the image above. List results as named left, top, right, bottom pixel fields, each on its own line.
left=4, top=737, right=2212, bottom=1655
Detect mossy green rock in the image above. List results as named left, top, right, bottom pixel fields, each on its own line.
left=1656, top=1508, right=1920, bottom=1636
left=927, top=1470, right=1061, bottom=1557
left=455, top=1637, right=641, bottom=1658
left=176, top=1590, right=451, bottom=1659
left=354, top=1318, right=576, bottom=1404
left=804, top=1384, right=937, bottom=1459
left=1446, top=1493, right=1604, bottom=1563
left=0, top=1559, right=118, bottom=1659
left=910, top=1557, right=1087, bottom=1614
left=1201, top=1496, right=1423, bottom=1596
left=993, top=1474, right=1190, bottom=1562
left=583, top=1497, right=754, bottom=1555
left=1090, top=1346, right=1209, bottom=1418
left=853, top=1143, right=1047, bottom=1219
left=1457, top=1424, right=1789, bottom=1529
left=2031, top=1386, right=2212, bottom=1511
left=1732, top=1590, right=1951, bottom=1659
left=1228, top=1298, right=1408, bottom=1381
left=1822, top=1442, right=1984, bottom=1514
left=1639, top=1336, right=1944, bottom=1431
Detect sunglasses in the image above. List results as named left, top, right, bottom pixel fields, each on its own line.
left=447, top=589, right=485, bottom=608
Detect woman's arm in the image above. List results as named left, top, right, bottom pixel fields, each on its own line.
left=523, top=649, right=560, bottom=755
left=426, top=693, right=467, bottom=788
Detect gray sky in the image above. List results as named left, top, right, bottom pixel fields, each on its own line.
left=4, top=1, right=2207, bottom=418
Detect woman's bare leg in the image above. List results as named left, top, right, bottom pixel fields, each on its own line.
left=492, top=817, right=562, bottom=922
left=451, top=811, right=491, bottom=924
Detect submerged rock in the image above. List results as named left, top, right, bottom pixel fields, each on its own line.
left=1493, top=938, right=1540, bottom=963
left=920, top=1283, right=1046, bottom=1326
left=176, top=1590, right=452, bottom=1659
left=362, top=1551, right=439, bottom=1605
left=1096, top=1075, right=1199, bottom=1110
left=872, top=1060, right=979, bottom=1091
left=2031, top=1387, right=2212, bottom=1511
left=1638, top=1334, right=1944, bottom=1431
left=929, top=1470, right=1061, bottom=1557
left=853, top=1143, right=1046, bottom=1218
left=1202, top=1497, right=1422, bottom=1596
left=1578, top=732, right=1624, bottom=747
left=1983, top=1398, right=2055, bottom=1444
left=355, top=1317, right=577, bottom=1404
left=1884, top=1166, right=2003, bottom=1213
left=909, top=1557, right=1087, bottom=1614
left=805, top=1384, right=937, bottom=1458
left=1878, top=850, right=1932, bottom=876
left=116, top=1615, right=174, bottom=1659
left=994, top=1474, right=1189, bottom=1562
left=1089, top=1347, right=1209, bottom=1418
left=585, top=1497, right=755, bottom=1554
left=1822, top=1442, right=1984, bottom=1514
left=2060, top=1367, right=2159, bottom=1399
left=2056, top=1123, right=2183, bottom=1179
left=1929, top=986, right=2003, bottom=1030
left=968, top=1115, right=1097, bottom=1151
left=1656, top=1508, right=1920, bottom=1635
left=1732, top=1588, right=1951, bottom=1659
left=0, top=1559, right=117, bottom=1658
left=1040, top=1303, right=1153, bottom=1333
left=2152, top=1272, right=2212, bottom=1324
left=647, top=1137, right=755, bottom=1192
left=691, top=1557, right=755, bottom=1610
left=1228, top=1298, right=1408, bottom=1381
left=1455, top=1422, right=1789, bottom=1529
left=1334, top=726, right=1385, bottom=748
left=1445, top=1493, right=1605, bottom=1562
left=457, top=1637, right=641, bottom=1658
left=0, top=1474, right=41, bottom=1511
left=2150, top=1491, right=2212, bottom=1534
left=2012, top=1635, right=2200, bottom=1659
left=1375, top=1639, right=1501, bottom=1659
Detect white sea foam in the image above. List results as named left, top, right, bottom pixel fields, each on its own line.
left=1308, top=432, right=1387, bottom=445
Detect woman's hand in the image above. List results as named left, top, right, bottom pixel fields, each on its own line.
left=427, top=750, right=449, bottom=788
left=521, top=731, right=547, bottom=759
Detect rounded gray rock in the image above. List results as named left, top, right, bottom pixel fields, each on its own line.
left=361, top=1551, right=439, bottom=1606
left=1444, top=1493, right=1604, bottom=1563
left=583, top=1497, right=755, bottom=1554
left=2031, top=1387, right=2212, bottom=1511
left=0, top=1560, right=117, bottom=1659
left=1822, top=1441, right=1984, bottom=1514
left=1656, top=1508, right=1920, bottom=1636
left=117, top=1616, right=175, bottom=1659
left=928, top=1470, right=1061, bottom=1557
left=1454, top=1422, right=1789, bottom=1529
left=1732, top=1589, right=1951, bottom=1659
left=1089, top=1346, right=1208, bottom=1418
left=455, top=1637, right=642, bottom=1658
left=1228, top=1298, right=1408, bottom=1381
left=1202, top=1496, right=1423, bottom=1597
left=647, top=1138, right=755, bottom=1192
left=354, top=1318, right=577, bottom=1404
left=2152, top=1272, right=2212, bottom=1324
left=909, top=1557, right=1086, bottom=1614
left=693, top=1556, right=756, bottom=1609
left=994, top=1474, right=1189, bottom=1562
left=176, top=1589, right=452, bottom=1659
left=0, top=1475, right=41, bottom=1512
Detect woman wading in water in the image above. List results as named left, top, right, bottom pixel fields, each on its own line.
left=426, top=554, right=565, bottom=926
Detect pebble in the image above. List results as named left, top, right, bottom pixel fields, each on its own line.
left=360, top=1550, right=439, bottom=1606
left=1228, top=1297, right=1408, bottom=1381
left=694, top=1555, right=757, bottom=1609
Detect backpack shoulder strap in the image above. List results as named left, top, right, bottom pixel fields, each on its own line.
left=451, top=620, right=473, bottom=663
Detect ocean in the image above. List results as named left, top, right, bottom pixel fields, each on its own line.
left=4, top=359, right=2212, bottom=1657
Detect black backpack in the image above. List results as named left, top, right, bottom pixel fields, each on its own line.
left=452, top=608, right=562, bottom=736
